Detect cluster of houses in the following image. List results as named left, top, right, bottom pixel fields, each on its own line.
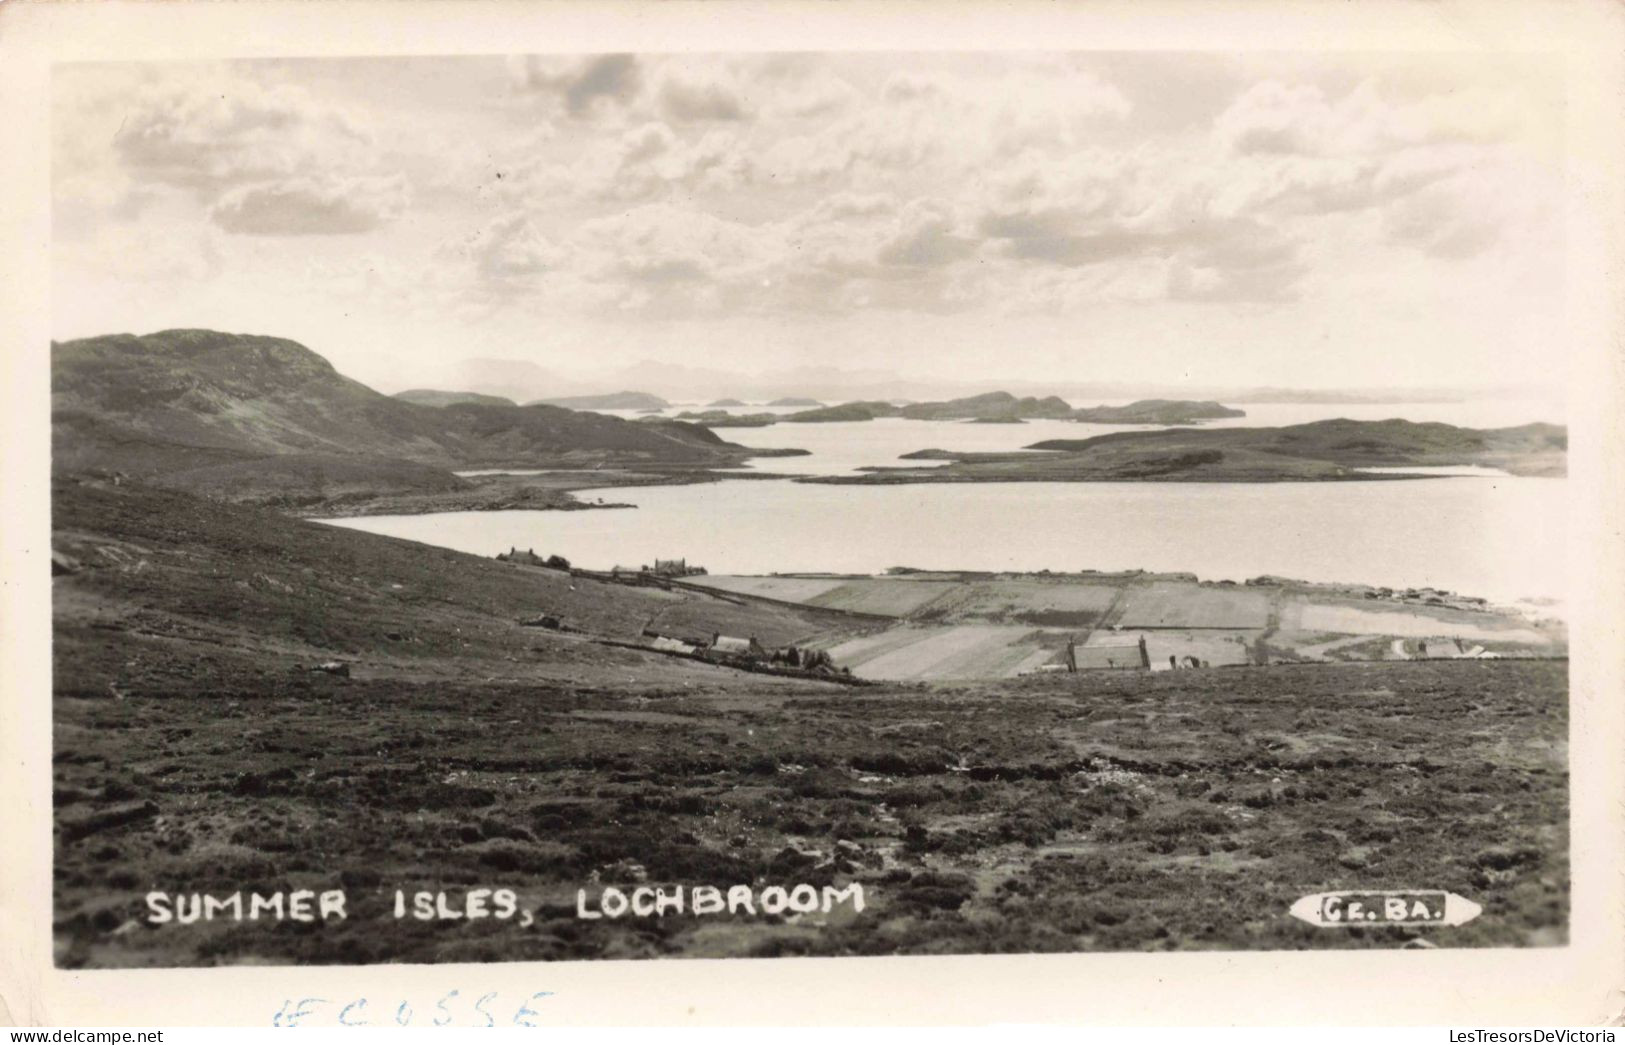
left=614, top=558, right=708, bottom=578
left=495, top=547, right=570, bottom=570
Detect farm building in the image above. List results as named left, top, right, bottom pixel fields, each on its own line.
left=496, top=547, right=568, bottom=568
left=1070, top=636, right=1151, bottom=671
left=1418, top=637, right=1465, bottom=659
left=653, top=558, right=708, bottom=577
left=709, top=634, right=767, bottom=659
left=649, top=636, right=700, bottom=655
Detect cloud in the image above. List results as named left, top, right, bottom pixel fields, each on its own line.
left=1215, top=78, right=1538, bottom=159
left=113, top=75, right=371, bottom=193
left=210, top=174, right=407, bottom=235
left=524, top=121, right=756, bottom=203
left=875, top=200, right=977, bottom=268
left=1382, top=176, right=1507, bottom=259
left=766, top=71, right=859, bottom=120
left=656, top=67, right=750, bottom=122
left=467, top=213, right=563, bottom=281
left=513, top=54, right=643, bottom=117
left=758, top=65, right=1130, bottom=187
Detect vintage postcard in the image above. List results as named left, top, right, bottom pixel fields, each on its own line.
left=2, top=0, right=1622, bottom=1028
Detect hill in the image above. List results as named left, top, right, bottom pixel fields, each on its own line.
left=52, top=331, right=772, bottom=490
left=392, top=389, right=517, bottom=408
left=529, top=391, right=670, bottom=411
left=1071, top=399, right=1245, bottom=424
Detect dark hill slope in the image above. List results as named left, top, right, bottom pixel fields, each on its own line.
left=51, top=476, right=848, bottom=699
left=52, top=330, right=755, bottom=476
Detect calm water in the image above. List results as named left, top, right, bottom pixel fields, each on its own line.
left=590, top=400, right=1565, bottom=478
left=338, top=399, right=1567, bottom=607
left=329, top=474, right=1567, bottom=607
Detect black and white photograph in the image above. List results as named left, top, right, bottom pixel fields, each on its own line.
left=8, top=0, right=1624, bottom=1026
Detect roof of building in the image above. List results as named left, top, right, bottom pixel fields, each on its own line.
left=711, top=635, right=762, bottom=655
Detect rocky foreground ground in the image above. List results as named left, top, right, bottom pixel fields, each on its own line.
left=51, top=478, right=1568, bottom=966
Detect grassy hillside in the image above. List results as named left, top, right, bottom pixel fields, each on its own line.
left=52, top=331, right=761, bottom=481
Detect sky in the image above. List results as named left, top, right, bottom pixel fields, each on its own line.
left=51, top=51, right=1568, bottom=398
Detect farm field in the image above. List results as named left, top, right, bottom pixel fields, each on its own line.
left=678, top=575, right=849, bottom=605
left=913, top=579, right=1121, bottom=625
left=1114, top=581, right=1272, bottom=629
left=1284, top=599, right=1551, bottom=645
left=804, top=579, right=964, bottom=618
left=824, top=625, right=1063, bottom=681
left=690, top=572, right=1563, bottom=678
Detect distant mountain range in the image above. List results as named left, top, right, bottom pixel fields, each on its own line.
left=680, top=394, right=1248, bottom=428
left=405, top=355, right=1554, bottom=411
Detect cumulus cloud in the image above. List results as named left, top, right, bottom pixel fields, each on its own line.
left=513, top=54, right=643, bottom=117
left=465, top=213, right=563, bottom=281
left=97, top=68, right=410, bottom=240
left=210, top=175, right=408, bottom=235
left=114, top=75, right=371, bottom=193
left=524, top=121, right=756, bottom=203
left=656, top=66, right=750, bottom=122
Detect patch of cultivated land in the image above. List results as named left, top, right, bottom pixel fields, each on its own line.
left=679, top=575, right=852, bottom=605
left=689, top=573, right=1562, bottom=679
left=1115, top=582, right=1272, bottom=629
left=1284, top=599, right=1550, bottom=646
left=825, top=625, right=1057, bottom=681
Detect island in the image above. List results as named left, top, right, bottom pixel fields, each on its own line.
left=1071, top=399, right=1245, bottom=424
left=673, top=410, right=779, bottom=427
left=797, top=419, right=1566, bottom=484
left=528, top=391, right=670, bottom=411
left=392, top=389, right=517, bottom=408
left=767, top=397, right=825, bottom=407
